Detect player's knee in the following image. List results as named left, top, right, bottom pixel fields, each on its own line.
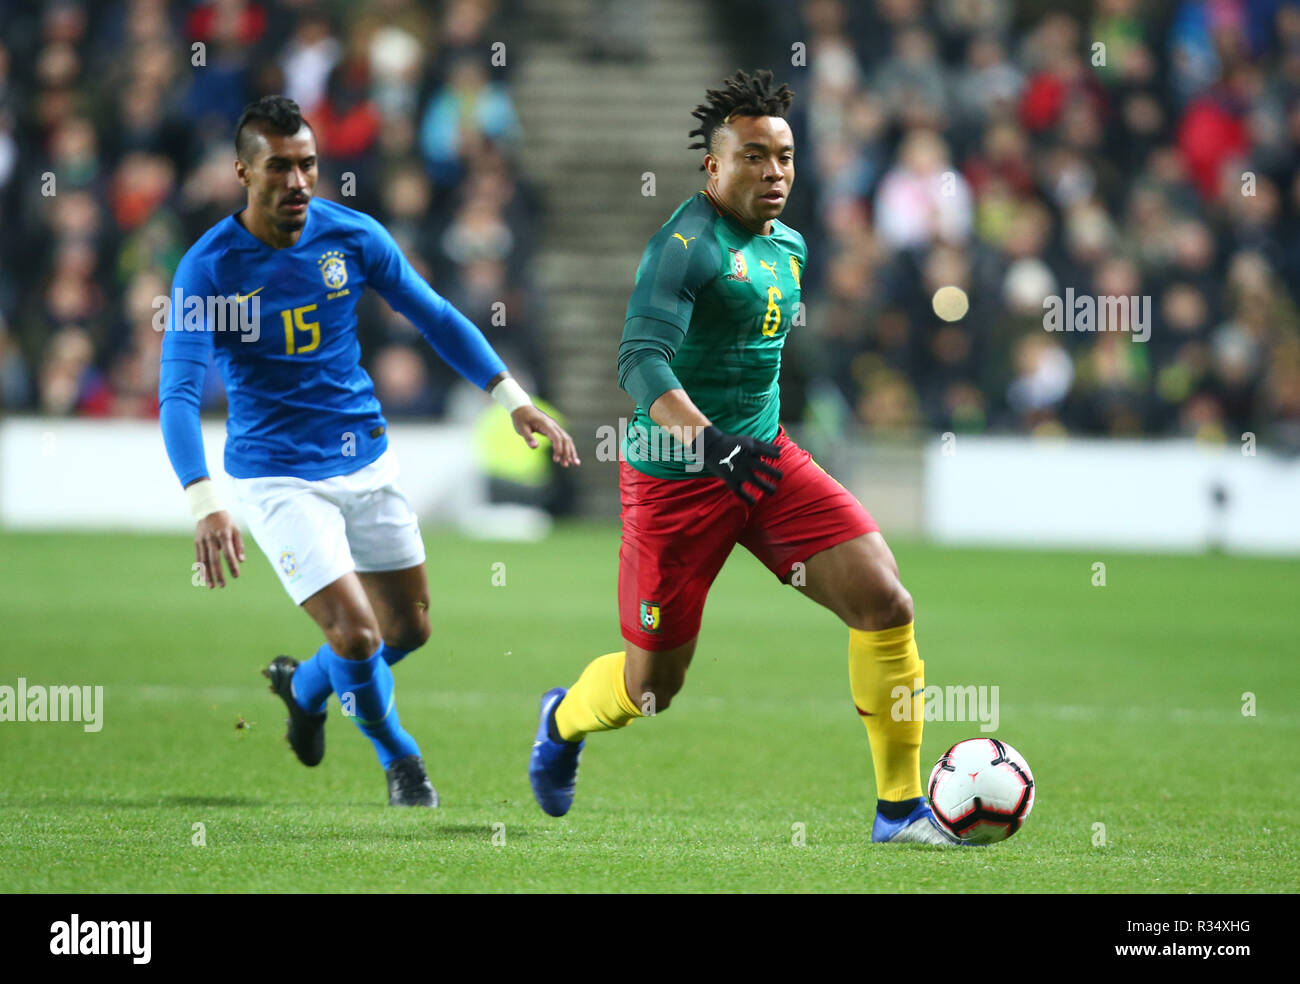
left=848, top=574, right=913, bottom=632
left=390, top=609, right=431, bottom=652
left=637, top=676, right=685, bottom=715
left=330, top=621, right=383, bottom=661
left=625, top=643, right=693, bottom=714
left=882, top=584, right=915, bottom=628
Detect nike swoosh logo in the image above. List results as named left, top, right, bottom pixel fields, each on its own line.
left=235, top=286, right=264, bottom=302
left=854, top=703, right=873, bottom=717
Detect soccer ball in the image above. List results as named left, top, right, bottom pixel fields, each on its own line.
left=928, top=738, right=1035, bottom=844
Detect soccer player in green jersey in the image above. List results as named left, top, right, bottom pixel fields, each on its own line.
left=529, top=70, right=958, bottom=843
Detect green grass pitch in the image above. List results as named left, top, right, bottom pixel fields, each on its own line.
left=1, top=525, right=1296, bottom=893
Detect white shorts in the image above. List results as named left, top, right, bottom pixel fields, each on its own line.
left=231, top=449, right=426, bottom=605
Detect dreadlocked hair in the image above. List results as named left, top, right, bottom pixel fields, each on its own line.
left=688, top=69, right=794, bottom=170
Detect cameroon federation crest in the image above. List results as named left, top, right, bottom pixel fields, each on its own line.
left=725, top=248, right=749, bottom=282
left=639, top=600, right=661, bottom=633
left=789, top=255, right=801, bottom=287
left=318, top=250, right=348, bottom=290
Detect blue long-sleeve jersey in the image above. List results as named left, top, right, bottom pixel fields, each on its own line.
left=159, top=197, right=506, bottom=485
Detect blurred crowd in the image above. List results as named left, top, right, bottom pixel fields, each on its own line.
left=3, top=0, right=1300, bottom=453
left=761, top=0, right=1300, bottom=449
left=0, top=0, right=544, bottom=421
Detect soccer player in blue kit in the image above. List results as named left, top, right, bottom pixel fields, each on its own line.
left=159, top=96, right=578, bottom=806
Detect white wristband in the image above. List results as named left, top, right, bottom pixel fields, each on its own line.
left=491, top=377, right=532, bottom=413
left=185, top=479, right=225, bottom=522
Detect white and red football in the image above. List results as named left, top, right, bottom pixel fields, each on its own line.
left=928, top=738, right=1035, bottom=844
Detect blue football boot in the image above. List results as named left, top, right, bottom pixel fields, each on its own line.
left=528, top=687, right=584, bottom=817
left=872, top=799, right=964, bottom=845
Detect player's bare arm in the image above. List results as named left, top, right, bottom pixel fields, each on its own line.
left=184, top=477, right=244, bottom=589
left=646, top=386, right=710, bottom=442
left=488, top=370, right=581, bottom=466
left=646, top=387, right=780, bottom=504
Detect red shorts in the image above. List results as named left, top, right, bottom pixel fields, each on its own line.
left=618, top=428, right=879, bottom=650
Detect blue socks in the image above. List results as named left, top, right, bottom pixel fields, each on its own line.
left=291, top=643, right=336, bottom=714
left=326, top=649, right=420, bottom=768
left=292, top=642, right=413, bottom=714
left=379, top=642, right=412, bottom=667
left=289, top=640, right=422, bottom=767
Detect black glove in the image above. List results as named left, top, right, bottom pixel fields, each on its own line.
left=696, top=425, right=784, bottom=505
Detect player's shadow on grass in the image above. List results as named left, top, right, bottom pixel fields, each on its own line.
left=434, top=823, right=528, bottom=840
left=4, top=794, right=269, bottom=809
left=162, top=794, right=267, bottom=807
left=275, top=822, right=528, bottom=842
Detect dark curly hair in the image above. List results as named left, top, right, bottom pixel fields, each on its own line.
left=688, top=69, right=795, bottom=170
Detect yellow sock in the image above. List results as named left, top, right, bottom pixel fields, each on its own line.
left=848, top=621, right=924, bottom=802
left=554, top=651, right=642, bottom=742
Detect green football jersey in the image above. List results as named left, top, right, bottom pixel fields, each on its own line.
left=621, top=191, right=806, bottom=479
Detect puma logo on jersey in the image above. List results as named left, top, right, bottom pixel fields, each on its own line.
left=759, top=259, right=778, bottom=279
left=672, top=233, right=696, bottom=249
left=719, top=444, right=742, bottom=471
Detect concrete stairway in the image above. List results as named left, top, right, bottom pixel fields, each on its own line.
left=511, top=0, right=733, bottom=514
